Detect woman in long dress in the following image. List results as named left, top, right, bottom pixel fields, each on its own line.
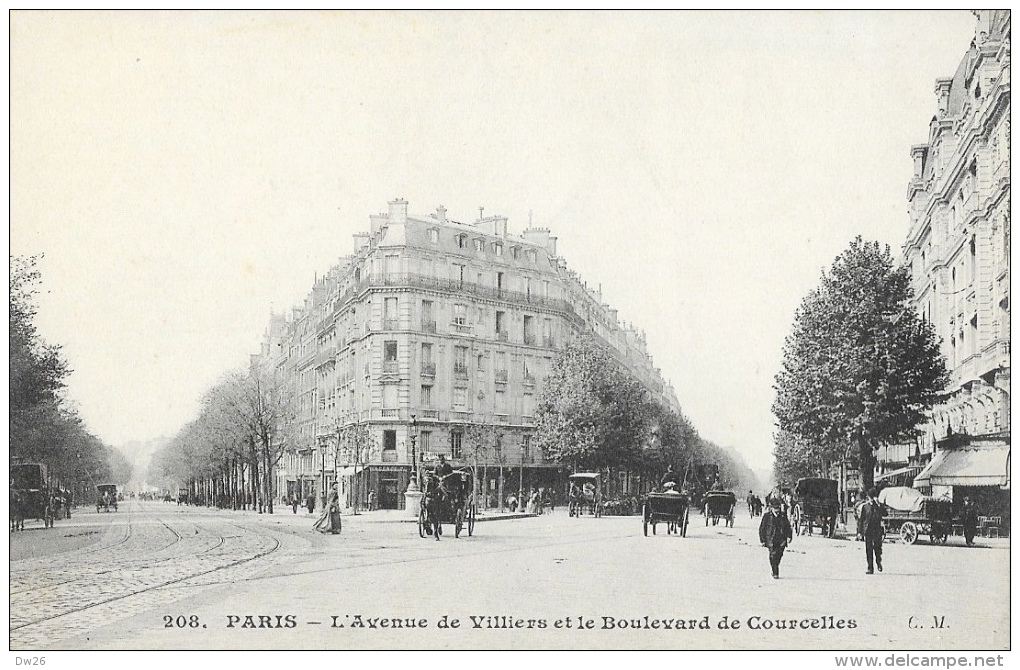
left=313, top=484, right=342, bottom=534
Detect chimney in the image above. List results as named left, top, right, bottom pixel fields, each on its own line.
left=910, top=145, right=928, bottom=179
left=436, top=205, right=447, bottom=224
left=935, top=78, right=953, bottom=117
left=388, top=198, right=408, bottom=224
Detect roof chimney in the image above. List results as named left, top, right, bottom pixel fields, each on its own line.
left=389, top=198, right=408, bottom=224
left=436, top=205, right=447, bottom=224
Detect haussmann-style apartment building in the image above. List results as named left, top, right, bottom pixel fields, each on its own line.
left=878, top=11, right=1010, bottom=512
left=263, top=199, right=680, bottom=510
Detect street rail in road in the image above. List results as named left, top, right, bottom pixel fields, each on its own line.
left=10, top=502, right=285, bottom=648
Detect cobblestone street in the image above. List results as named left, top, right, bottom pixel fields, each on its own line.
left=10, top=500, right=1009, bottom=650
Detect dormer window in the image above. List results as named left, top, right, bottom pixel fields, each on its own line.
left=474, top=238, right=484, bottom=252
left=493, top=243, right=503, bottom=257
left=512, top=246, right=521, bottom=260
left=527, top=249, right=538, bottom=263
left=428, top=228, right=439, bottom=244
left=457, top=234, right=467, bottom=248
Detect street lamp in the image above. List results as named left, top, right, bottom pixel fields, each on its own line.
left=409, top=414, right=419, bottom=486
left=319, top=440, right=327, bottom=511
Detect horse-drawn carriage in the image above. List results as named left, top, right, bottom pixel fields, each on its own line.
left=567, top=473, right=603, bottom=518
left=96, top=484, right=119, bottom=513
left=642, top=490, right=690, bottom=536
left=876, top=486, right=952, bottom=545
left=702, top=490, right=736, bottom=527
left=790, top=477, right=839, bottom=537
left=418, top=467, right=476, bottom=540
left=10, top=462, right=58, bottom=530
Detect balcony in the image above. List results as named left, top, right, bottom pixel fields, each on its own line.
left=454, top=363, right=469, bottom=376
left=380, top=408, right=400, bottom=418
left=523, top=333, right=536, bottom=346
left=494, top=369, right=508, bottom=383
left=421, top=362, right=436, bottom=377
left=450, top=410, right=472, bottom=422
left=419, top=408, right=441, bottom=420
left=451, top=321, right=473, bottom=335
left=421, top=320, right=437, bottom=333
left=383, top=318, right=400, bottom=330
left=383, top=360, right=399, bottom=375
left=381, top=450, right=398, bottom=463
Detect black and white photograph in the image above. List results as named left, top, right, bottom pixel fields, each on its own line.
left=8, top=10, right=1011, bottom=664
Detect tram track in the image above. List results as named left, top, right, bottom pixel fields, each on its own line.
left=10, top=519, right=282, bottom=632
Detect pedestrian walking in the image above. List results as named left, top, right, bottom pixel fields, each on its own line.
left=367, top=489, right=377, bottom=512
left=313, top=483, right=342, bottom=535
left=961, top=497, right=978, bottom=547
left=759, top=497, right=793, bottom=579
left=305, top=492, right=316, bottom=515
left=291, top=495, right=299, bottom=514
left=857, top=488, right=885, bottom=574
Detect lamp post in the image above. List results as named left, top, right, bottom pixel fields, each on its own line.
left=409, top=414, right=419, bottom=485
left=404, top=414, right=423, bottom=518
left=319, top=440, right=327, bottom=512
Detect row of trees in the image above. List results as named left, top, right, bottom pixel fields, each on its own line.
left=772, top=238, right=948, bottom=490
left=149, top=361, right=297, bottom=513
left=535, top=332, right=757, bottom=495
left=10, top=255, right=132, bottom=493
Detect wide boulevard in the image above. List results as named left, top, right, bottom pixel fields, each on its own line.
left=9, top=500, right=1009, bottom=650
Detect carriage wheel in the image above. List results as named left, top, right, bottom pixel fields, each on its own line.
left=594, top=501, right=602, bottom=518
left=791, top=505, right=802, bottom=535
left=681, top=508, right=689, bottom=537
left=642, top=504, right=649, bottom=537
left=455, top=507, right=465, bottom=538
left=467, top=505, right=476, bottom=537
left=900, top=522, right=918, bottom=545
left=418, top=507, right=428, bottom=538
left=704, top=511, right=709, bottom=526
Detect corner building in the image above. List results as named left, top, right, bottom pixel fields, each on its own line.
left=267, top=199, right=680, bottom=510
left=893, top=11, right=1010, bottom=503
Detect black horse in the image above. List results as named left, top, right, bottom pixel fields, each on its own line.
left=421, top=471, right=470, bottom=541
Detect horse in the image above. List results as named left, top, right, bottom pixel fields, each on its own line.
left=10, top=490, right=24, bottom=532
left=420, top=474, right=447, bottom=541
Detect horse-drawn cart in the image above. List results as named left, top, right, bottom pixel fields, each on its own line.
left=418, top=468, right=476, bottom=540
left=96, top=484, right=119, bottom=513
left=703, top=490, right=736, bottom=527
left=791, top=477, right=839, bottom=538
left=642, top=491, right=690, bottom=536
left=568, top=473, right=603, bottom=518
left=877, top=486, right=952, bottom=545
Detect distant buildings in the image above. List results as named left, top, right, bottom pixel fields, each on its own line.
left=884, top=11, right=1010, bottom=504
left=263, top=199, right=680, bottom=510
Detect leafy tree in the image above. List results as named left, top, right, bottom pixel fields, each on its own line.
left=535, top=333, right=650, bottom=475
left=773, top=238, right=948, bottom=490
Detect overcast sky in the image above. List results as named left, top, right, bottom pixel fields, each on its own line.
left=10, top=11, right=976, bottom=471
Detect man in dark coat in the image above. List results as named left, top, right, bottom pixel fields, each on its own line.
left=759, top=497, right=793, bottom=579
left=961, top=497, right=979, bottom=547
left=857, top=488, right=885, bottom=574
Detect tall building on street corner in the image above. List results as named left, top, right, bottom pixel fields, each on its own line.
left=265, top=199, right=681, bottom=510
left=894, top=11, right=1010, bottom=507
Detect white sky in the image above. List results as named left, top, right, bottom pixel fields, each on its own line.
left=10, top=11, right=977, bottom=472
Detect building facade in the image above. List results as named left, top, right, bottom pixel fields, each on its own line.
left=889, top=10, right=1010, bottom=502
left=266, top=199, right=681, bottom=509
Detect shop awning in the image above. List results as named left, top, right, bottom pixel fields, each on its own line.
left=913, top=444, right=1010, bottom=488
left=876, top=466, right=921, bottom=484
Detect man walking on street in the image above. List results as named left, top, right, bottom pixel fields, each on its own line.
left=858, top=488, right=885, bottom=574
left=961, top=497, right=978, bottom=546
left=759, top=497, right=793, bottom=579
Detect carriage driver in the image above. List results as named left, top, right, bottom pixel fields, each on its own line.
left=661, top=465, right=679, bottom=491
left=435, top=453, right=454, bottom=479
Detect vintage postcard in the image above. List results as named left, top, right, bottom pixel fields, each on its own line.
left=8, top=10, right=1011, bottom=666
